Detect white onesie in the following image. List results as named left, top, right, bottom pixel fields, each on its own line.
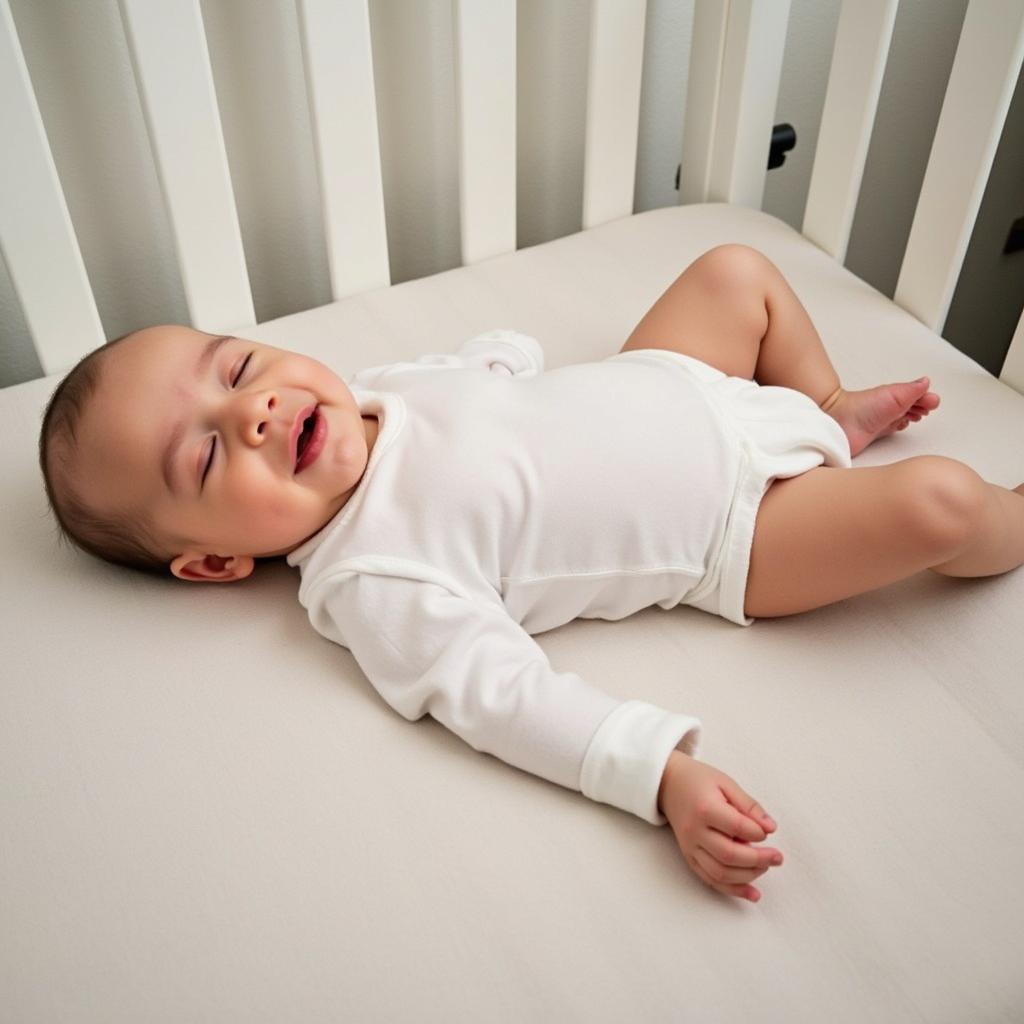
left=286, top=330, right=851, bottom=825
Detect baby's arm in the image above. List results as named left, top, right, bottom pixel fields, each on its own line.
left=304, top=565, right=783, bottom=899
left=454, top=329, right=544, bottom=376
left=657, top=751, right=783, bottom=903
left=313, top=568, right=697, bottom=819
left=347, top=329, right=543, bottom=389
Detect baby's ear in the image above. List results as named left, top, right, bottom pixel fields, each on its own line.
left=170, top=552, right=254, bottom=583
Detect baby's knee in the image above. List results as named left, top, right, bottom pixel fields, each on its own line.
left=894, top=456, right=987, bottom=552
left=689, top=245, right=772, bottom=332
left=696, top=244, right=771, bottom=290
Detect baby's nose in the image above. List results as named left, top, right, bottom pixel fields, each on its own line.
left=243, top=391, right=278, bottom=442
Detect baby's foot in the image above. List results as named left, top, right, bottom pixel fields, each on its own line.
left=825, top=377, right=941, bottom=457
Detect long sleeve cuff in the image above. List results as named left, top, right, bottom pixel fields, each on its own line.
left=579, top=699, right=702, bottom=826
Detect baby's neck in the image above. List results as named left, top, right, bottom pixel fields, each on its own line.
left=327, top=414, right=379, bottom=520
left=363, top=414, right=380, bottom=459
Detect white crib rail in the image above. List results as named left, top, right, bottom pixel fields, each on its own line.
left=0, top=0, right=105, bottom=376
left=802, top=0, right=899, bottom=263
left=682, top=0, right=791, bottom=210
left=581, top=0, right=647, bottom=230
left=3, top=0, right=1024, bottom=389
left=117, top=0, right=255, bottom=336
left=453, top=0, right=517, bottom=265
left=678, top=1, right=728, bottom=206
left=297, top=0, right=390, bottom=299
left=894, top=0, right=1024, bottom=335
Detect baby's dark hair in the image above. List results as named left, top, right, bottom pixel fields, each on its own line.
left=38, top=330, right=172, bottom=576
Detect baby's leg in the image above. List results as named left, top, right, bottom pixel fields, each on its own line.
left=744, top=456, right=1024, bottom=618
left=624, top=244, right=838, bottom=399
left=621, top=244, right=940, bottom=456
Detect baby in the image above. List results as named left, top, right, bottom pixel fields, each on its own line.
left=38, top=244, right=1024, bottom=905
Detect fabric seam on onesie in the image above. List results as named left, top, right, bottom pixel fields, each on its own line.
left=303, top=554, right=494, bottom=613
left=499, top=564, right=705, bottom=584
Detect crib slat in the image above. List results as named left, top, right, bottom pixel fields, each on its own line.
left=802, top=0, right=897, bottom=262
left=894, top=0, right=1024, bottom=335
left=117, top=0, right=255, bottom=333
left=453, top=0, right=516, bottom=265
left=297, top=0, right=390, bottom=298
left=0, top=0, right=105, bottom=376
left=678, top=0, right=730, bottom=205
left=1002, top=310, right=1024, bottom=395
left=685, top=0, right=791, bottom=209
left=582, top=0, right=647, bottom=229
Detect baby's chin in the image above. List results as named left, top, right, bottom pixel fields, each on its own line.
left=223, top=528, right=325, bottom=562
left=255, top=540, right=307, bottom=560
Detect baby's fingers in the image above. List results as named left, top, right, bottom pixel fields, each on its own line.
left=686, top=851, right=762, bottom=903
left=702, top=829, right=783, bottom=872
left=693, top=845, right=771, bottom=886
left=706, top=799, right=766, bottom=842
left=717, top=775, right=776, bottom=835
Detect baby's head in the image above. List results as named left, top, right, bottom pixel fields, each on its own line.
left=39, top=325, right=377, bottom=582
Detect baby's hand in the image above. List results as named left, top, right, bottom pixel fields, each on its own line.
left=657, top=751, right=782, bottom=903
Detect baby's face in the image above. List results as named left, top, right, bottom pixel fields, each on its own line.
left=73, top=326, right=377, bottom=580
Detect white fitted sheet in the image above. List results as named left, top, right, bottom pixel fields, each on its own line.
left=3, top=203, right=1023, bottom=1022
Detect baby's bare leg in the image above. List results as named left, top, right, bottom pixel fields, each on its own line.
left=745, top=457, right=1024, bottom=618
left=623, top=244, right=840, bottom=402
left=621, top=244, right=940, bottom=455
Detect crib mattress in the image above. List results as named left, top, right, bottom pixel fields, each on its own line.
left=3, top=203, right=1023, bottom=1022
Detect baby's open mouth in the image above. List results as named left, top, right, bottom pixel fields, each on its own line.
left=296, top=411, right=316, bottom=462
left=294, top=405, right=326, bottom=473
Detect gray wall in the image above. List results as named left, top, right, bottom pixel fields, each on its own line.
left=2, top=0, right=1022, bottom=387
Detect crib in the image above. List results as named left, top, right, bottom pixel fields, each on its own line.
left=3, top=1, right=1024, bottom=1020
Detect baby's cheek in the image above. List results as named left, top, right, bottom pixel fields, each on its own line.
left=225, top=480, right=295, bottom=536
left=268, top=485, right=330, bottom=538
left=328, top=428, right=361, bottom=471
left=253, top=490, right=302, bottom=530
